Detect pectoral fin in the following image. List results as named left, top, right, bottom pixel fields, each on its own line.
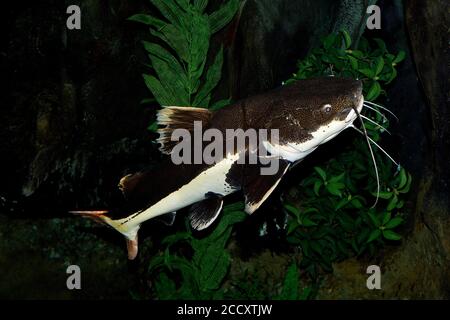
left=189, top=192, right=224, bottom=230
left=243, top=159, right=290, bottom=214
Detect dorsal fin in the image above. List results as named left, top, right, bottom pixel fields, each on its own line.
left=156, top=106, right=213, bottom=154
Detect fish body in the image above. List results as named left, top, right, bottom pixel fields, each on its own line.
left=76, top=77, right=364, bottom=259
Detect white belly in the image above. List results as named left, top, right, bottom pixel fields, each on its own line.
left=127, top=153, right=240, bottom=226
left=263, top=118, right=353, bottom=162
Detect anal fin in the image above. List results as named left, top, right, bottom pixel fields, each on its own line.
left=189, top=192, right=223, bottom=230
left=157, top=212, right=177, bottom=226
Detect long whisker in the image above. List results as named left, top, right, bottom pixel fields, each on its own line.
left=362, top=104, right=389, bottom=123
left=352, top=125, right=400, bottom=168
left=350, top=115, right=380, bottom=208
left=364, top=101, right=399, bottom=121
left=360, top=115, right=391, bottom=135
left=368, top=136, right=399, bottom=167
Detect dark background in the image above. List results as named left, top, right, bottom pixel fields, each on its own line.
left=0, top=0, right=448, bottom=299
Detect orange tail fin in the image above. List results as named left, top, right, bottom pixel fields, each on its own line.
left=70, top=210, right=139, bottom=260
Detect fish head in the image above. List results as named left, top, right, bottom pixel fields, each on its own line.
left=282, top=77, right=363, bottom=132
left=263, top=77, right=364, bottom=161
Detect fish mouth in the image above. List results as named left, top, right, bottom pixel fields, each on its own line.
left=345, top=95, right=364, bottom=123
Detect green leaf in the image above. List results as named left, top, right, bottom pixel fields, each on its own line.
left=385, top=217, right=404, bottom=229
left=351, top=198, right=363, bottom=209
left=326, top=183, right=342, bottom=197
left=150, top=26, right=189, bottom=62
left=341, top=30, right=352, bottom=49
left=277, top=263, right=299, bottom=300
left=222, top=201, right=244, bottom=212
left=210, top=98, right=231, bottom=111
left=313, top=180, right=322, bottom=196
left=146, top=53, right=189, bottom=105
left=314, top=167, right=327, bottom=181
left=303, top=208, right=319, bottom=215
left=386, top=68, right=398, bottom=84
left=143, top=41, right=189, bottom=90
left=284, top=203, right=300, bottom=216
left=193, top=46, right=224, bottom=107
left=198, top=246, right=230, bottom=291
left=287, top=220, right=299, bottom=235
left=209, top=0, right=239, bottom=34
left=299, top=287, right=312, bottom=300
left=359, top=68, right=374, bottom=79
left=140, top=98, right=156, bottom=104
left=147, top=120, right=158, bottom=132
left=376, top=191, right=394, bottom=199
left=393, top=50, right=406, bottom=64
left=194, top=0, right=209, bottom=13
left=348, top=56, right=358, bottom=70
left=128, top=14, right=166, bottom=29
left=310, top=241, right=323, bottom=256
left=367, top=229, right=381, bottom=243
left=175, top=0, right=190, bottom=10
left=162, top=231, right=192, bottom=246
left=301, top=217, right=317, bottom=227
left=187, top=13, right=211, bottom=96
left=373, top=38, right=387, bottom=53
left=328, top=172, right=345, bottom=183
left=366, top=81, right=381, bottom=101
left=350, top=50, right=364, bottom=59
left=382, top=230, right=402, bottom=241
left=321, top=54, right=332, bottom=64
left=142, top=41, right=181, bottom=69
left=335, top=198, right=349, bottom=210
left=368, top=212, right=381, bottom=227
left=143, top=74, right=174, bottom=105
left=323, top=33, right=337, bottom=50
left=381, top=211, right=391, bottom=225
left=358, top=37, right=369, bottom=51
left=375, top=56, right=385, bottom=76
left=398, top=173, right=412, bottom=193
left=397, top=168, right=407, bottom=189
left=149, top=0, right=184, bottom=27
left=153, top=273, right=177, bottom=299
left=387, top=194, right=398, bottom=211
left=207, top=208, right=246, bottom=240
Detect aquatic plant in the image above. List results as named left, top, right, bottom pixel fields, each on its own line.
left=130, top=0, right=243, bottom=299
left=148, top=203, right=246, bottom=299
left=131, top=0, right=410, bottom=298
left=275, top=263, right=313, bottom=300
left=285, top=31, right=406, bottom=102
left=129, top=0, right=238, bottom=131
left=284, top=31, right=411, bottom=276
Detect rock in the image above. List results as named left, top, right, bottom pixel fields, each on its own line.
left=317, top=0, right=450, bottom=299
left=225, top=0, right=378, bottom=99
left=0, top=0, right=157, bottom=213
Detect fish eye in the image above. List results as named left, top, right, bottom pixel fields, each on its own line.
left=322, top=104, right=332, bottom=114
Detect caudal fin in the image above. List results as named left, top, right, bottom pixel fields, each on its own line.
left=70, top=210, right=140, bottom=260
